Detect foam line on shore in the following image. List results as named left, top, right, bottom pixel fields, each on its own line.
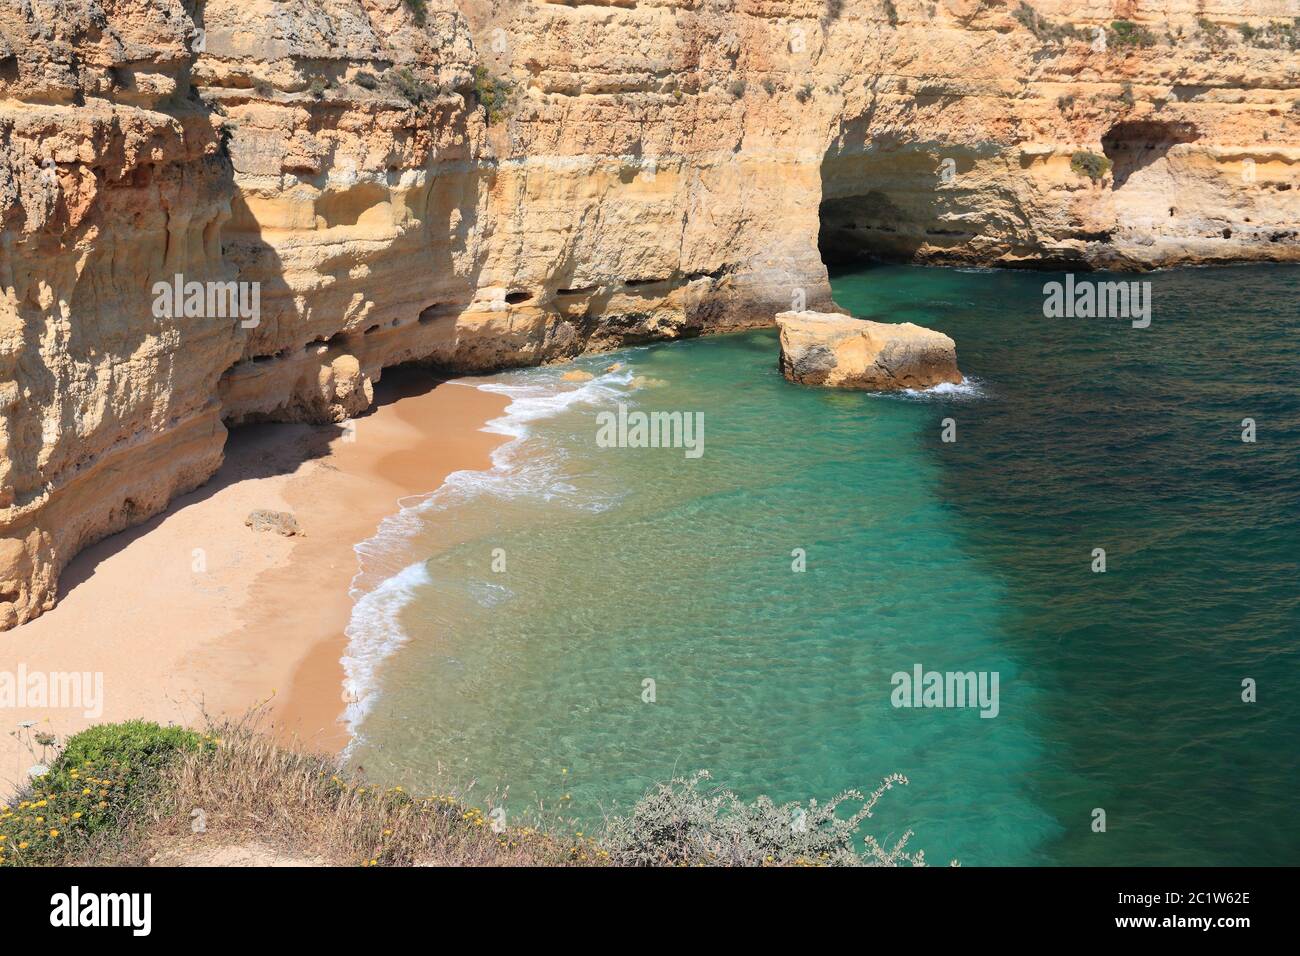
left=340, top=363, right=635, bottom=742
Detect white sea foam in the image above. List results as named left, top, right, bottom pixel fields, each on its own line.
left=340, top=362, right=635, bottom=743
left=340, top=561, right=431, bottom=738
left=900, top=375, right=986, bottom=400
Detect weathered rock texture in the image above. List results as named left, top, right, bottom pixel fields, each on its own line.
left=777, top=310, right=962, bottom=389
left=2, top=0, right=1298, bottom=626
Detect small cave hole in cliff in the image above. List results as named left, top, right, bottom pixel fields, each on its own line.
left=816, top=140, right=982, bottom=267
left=1101, top=120, right=1200, bottom=189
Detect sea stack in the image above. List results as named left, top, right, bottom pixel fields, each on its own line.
left=776, top=311, right=962, bottom=392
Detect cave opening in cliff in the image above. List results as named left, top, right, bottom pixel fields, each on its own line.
left=816, top=143, right=982, bottom=268
left=1101, top=120, right=1200, bottom=190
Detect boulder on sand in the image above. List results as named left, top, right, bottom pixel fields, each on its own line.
left=776, top=310, right=962, bottom=391
left=245, top=510, right=303, bottom=537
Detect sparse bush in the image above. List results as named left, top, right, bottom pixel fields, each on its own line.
left=761, top=77, right=778, bottom=95
left=1196, top=17, right=1231, bottom=52
left=389, top=66, right=438, bottom=106
left=1056, top=93, right=1075, bottom=113
left=1071, top=150, right=1113, bottom=183
left=472, top=65, right=513, bottom=124
left=355, top=71, right=379, bottom=91
left=403, top=0, right=426, bottom=26
left=1108, top=19, right=1157, bottom=48
left=307, top=76, right=328, bottom=100
left=796, top=82, right=814, bottom=103
left=1236, top=19, right=1300, bottom=50
left=1116, top=82, right=1135, bottom=109
left=728, top=78, right=747, bottom=99
left=1013, top=2, right=1088, bottom=46
left=603, top=770, right=936, bottom=867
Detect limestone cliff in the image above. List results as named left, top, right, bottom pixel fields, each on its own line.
left=2, top=0, right=1297, bottom=627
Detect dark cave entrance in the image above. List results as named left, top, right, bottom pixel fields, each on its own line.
left=816, top=142, right=983, bottom=268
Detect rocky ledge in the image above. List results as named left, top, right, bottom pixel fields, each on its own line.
left=776, top=311, right=962, bottom=392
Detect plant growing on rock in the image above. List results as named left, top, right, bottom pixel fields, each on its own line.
left=1012, top=2, right=1087, bottom=46
left=1070, top=150, right=1113, bottom=184
left=472, top=65, right=513, bottom=125
left=1108, top=20, right=1157, bottom=49
left=1196, top=18, right=1232, bottom=52
left=389, top=66, right=438, bottom=107
left=403, top=0, right=427, bottom=26
left=1237, top=19, right=1300, bottom=50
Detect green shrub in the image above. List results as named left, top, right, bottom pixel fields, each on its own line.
left=1237, top=19, right=1300, bottom=50
left=1070, top=150, right=1113, bottom=183
left=389, top=66, right=439, bottom=106
left=1197, top=18, right=1231, bottom=51
left=727, top=78, right=747, bottom=99
left=1013, top=2, right=1088, bottom=45
left=472, top=65, right=513, bottom=124
left=1108, top=20, right=1157, bottom=48
left=603, top=770, right=935, bottom=867
left=404, top=0, right=426, bottom=26
left=1, top=721, right=207, bottom=866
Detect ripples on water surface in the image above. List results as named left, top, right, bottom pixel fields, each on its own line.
left=345, top=264, right=1300, bottom=866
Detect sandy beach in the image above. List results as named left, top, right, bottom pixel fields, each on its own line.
left=0, top=370, right=507, bottom=793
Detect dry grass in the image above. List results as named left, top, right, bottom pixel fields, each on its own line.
left=135, top=718, right=605, bottom=867
left=12, top=714, right=935, bottom=867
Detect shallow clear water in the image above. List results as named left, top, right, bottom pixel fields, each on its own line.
left=346, top=263, right=1300, bottom=866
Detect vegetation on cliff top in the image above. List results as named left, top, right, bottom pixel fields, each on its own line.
left=3, top=720, right=943, bottom=867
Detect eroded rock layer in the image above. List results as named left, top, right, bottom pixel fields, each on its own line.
left=2, top=0, right=1298, bottom=626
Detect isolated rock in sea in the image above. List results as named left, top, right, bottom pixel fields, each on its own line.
left=776, top=311, right=962, bottom=391
left=562, top=370, right=595, bottom=382
left=244, top=511, right=303, bottom=537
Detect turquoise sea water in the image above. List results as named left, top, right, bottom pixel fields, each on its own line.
left=345, top=264, right=1300, bottom=866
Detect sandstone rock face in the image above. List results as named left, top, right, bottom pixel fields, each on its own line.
left=777, top=311, right=962, bottom=391
left=2, top=0, right=1299, bottom=626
